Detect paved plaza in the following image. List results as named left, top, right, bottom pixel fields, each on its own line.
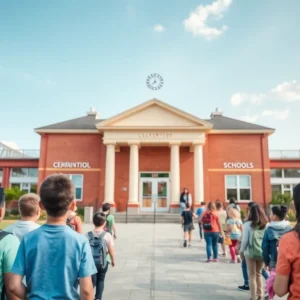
left=83, top=223, right=287, bottom=300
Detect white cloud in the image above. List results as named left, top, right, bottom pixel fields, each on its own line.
left=153, top=24, right=165, bottom=32
left=241, top=115, right=259, bottom=123
left=272, top=80, right=300, bottom=102
left=230, top=93, right=266, bottom=106
left=183, top=0, right=233, bottom=40
left=261, top=109, right=289, bottom=120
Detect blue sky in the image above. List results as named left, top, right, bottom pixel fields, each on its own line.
left=1, top=0, right=300, bottom=150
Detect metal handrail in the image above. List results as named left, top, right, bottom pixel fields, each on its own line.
left=269, top=150, right=300, bottom=159
left=0, top=149, right=40, bottom=159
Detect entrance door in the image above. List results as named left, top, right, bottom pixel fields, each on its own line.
left=140, top=178, right=169, bottom=212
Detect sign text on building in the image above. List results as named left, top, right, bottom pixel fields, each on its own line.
left=139, top=132, right=172, bottom=139
left=224, top=162, right=254, bottom=169
left=53, top=162, right=91, bottom=168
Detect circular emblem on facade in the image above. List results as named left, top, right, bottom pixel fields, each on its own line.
left=146, top=73, right=164, bottom=90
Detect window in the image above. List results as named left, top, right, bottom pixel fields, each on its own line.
left=272, top=185, right=281, bottom=195
left=0, top=169, right=2, bottom=177
left=11, top=168, right=38, bottom=178
left=11, top=168, right=28, bottom=177
left=270, top=169, right=282, bottom=178
left=225, top=175, right=251, bottom=201
left=284, top=169, right=300, bottom=178
left=66, top=175, right=83, bottom=201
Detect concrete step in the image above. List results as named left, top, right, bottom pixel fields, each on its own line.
left=113, top=213, right=198, bottom=224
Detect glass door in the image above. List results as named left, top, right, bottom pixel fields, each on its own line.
left=140, top=178, right=169, bottom=212
left=140, top=179, right=154, bottom=212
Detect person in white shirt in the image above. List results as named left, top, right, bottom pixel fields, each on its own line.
left=5, top=193, right=40, bottom=241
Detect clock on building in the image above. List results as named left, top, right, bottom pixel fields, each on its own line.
left=146, top=73, right=164, bottom=90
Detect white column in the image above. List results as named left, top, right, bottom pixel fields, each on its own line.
left=170, top=142, right=181, bottom=204
left=104, top=143, right=116, bottom=204
left=128, top=143, right=139, bottom=204
left=194, top=143, right=204, bottom=204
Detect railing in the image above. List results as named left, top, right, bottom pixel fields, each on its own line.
left=0, top=149, right=40, bottom=159
left=269, top=150, right=300, bottom=160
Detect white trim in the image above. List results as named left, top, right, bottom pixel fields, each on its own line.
left=35, top=129, right=99, bottom=134
left=210, top=129, right=274, bottom=135
left=224, top=174, right=252, bottom=202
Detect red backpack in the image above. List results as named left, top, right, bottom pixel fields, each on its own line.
left=202, top=212, right=213, bottom=231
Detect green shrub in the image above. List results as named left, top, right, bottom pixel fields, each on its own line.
left=4, top=187, right=27, bottom=203
left=10, top=209, right=20, bottom=216
left=288, top=210, right=297, bottom=222
left=270, top=192, right=293, bottom=206
left=240, top=209, right=246, bottom=221
left=77, top=207, right=84, bottom=218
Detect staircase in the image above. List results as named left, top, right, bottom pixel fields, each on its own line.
left=114, top=212, right=189, bottom=224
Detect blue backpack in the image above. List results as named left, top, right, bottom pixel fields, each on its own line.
left=87, top=231, right=107, bottom=269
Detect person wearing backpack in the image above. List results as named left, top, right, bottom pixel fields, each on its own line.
left=66, top=204, right=82, bottom=233
left=87, top=212, right=115, bottom=300
left=262, top=205, right=291, bottom=300
left=200, top=202, right=224, bottom=262
left=226, top=207, right=243, bottom=263
left=102, top=203, right=117, bottom=239
left=240, top=204, right=269, bottom=300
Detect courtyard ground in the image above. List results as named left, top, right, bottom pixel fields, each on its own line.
left=83, top=223, right=287, bottom=300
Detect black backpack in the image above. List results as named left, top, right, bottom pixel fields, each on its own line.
left=202, top=212, right=213, bottom=231
left=0, top=231, right=11, bottom=300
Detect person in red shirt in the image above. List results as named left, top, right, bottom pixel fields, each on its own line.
left=274, top=183, right=300, bottom=299
left=67, top=204, right=83, bottom=234
left=200, top=201, right=224, bottom=262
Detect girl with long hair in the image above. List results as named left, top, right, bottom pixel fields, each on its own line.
left=180, top=188, right=192, bottom=214
left=240, top=204, right=268, bottom=300
left=226, top=207, right=243, bottom=263
left=274, top=183, right=300, bottom=299
left=200, top=201, right=224, bottom=262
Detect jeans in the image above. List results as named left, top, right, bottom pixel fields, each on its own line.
left=242, top=257, right=269, bottom=287
left=180, top=202, right=185, bottom=214
left=92, top=263, right=109, bottom=300
left=204, top=232, right=219, bottom=259
left=198, top=223, right=203, bottom=239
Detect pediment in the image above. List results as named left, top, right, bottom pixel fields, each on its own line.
left=96, top=99, right=212, bottom=130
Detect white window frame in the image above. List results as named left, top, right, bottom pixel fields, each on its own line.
left=10, top=182, right=37, bottom=193
left=271, top=184, right=295, bottom=196
left=66, top=174, right=84, bottom=202
left=225, top=175, right=252, bottom=203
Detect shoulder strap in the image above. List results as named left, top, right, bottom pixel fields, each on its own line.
left=0, top=231, right=10, bottom=242
left=87, top=231, right=94, bottom=240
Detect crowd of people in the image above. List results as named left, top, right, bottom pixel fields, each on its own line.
left=180, top=187, right=300, bottom=300
left=0, top=174, right=117, bottom=300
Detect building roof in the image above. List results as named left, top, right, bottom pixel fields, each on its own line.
left=35, top=100, right=274, bottom=134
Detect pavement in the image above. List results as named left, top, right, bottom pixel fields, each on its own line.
left=83, top=223, right=287, bottom=300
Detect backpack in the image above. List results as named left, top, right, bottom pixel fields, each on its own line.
left=88, top=231, right=107, bottom=269
left=0, top=231, right=11, bottom=300
left=202, top=212, right=213, bottom=231
left=248, top=227, right=265, bottom=260
left=66, top=216, right=76, bottom=230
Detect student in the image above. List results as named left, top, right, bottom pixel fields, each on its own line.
left=67, top=204, right=83, bottom=233
left=0, top=188, right=20, bottom=300
left=181, top=202, right=198, bottom=248
left=196, top=202, right=206, bottom=241
left=215, top=200, right=227, bottom=256
left=5, top=193, right=40, bottom=241
left=240, top=204, right=268, bottom=300
left=274, top=183, right=300, bottom=299
left=102, top=203, right=117, bottom=239
left=226, top=197, right=241, bottom=214
left=200, top=202, right=224, bottom=262
left=8, top=174, right=97, bottom=300
left=226, top=207, right=243, bottom=263
left=180, top=188, right=192, bottom=214
left=87, top=212, right=115, bottom=300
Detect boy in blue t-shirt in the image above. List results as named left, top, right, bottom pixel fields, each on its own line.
left=196, top=202, right=206, bottom=241
left=9, top=174, right=97, bottom=300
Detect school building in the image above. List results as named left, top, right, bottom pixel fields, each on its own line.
left=0, top=99, right=299, bottom=213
